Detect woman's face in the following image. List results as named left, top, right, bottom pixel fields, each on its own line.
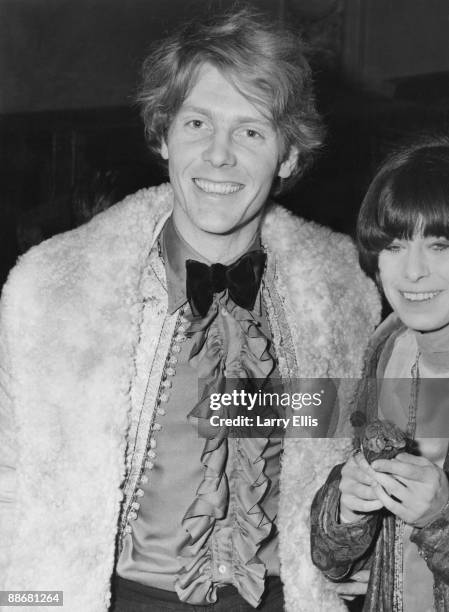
left=379, top=234, right=449, bottom=332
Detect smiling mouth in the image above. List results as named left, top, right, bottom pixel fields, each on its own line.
left=193, top=178, right=244, bottom=195
left=401, top=291, right=442, bottom=302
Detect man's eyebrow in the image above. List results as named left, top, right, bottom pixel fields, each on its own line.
left=178, top=105, right=212, bottom=118
left=179, top=105, right=272, bottom=126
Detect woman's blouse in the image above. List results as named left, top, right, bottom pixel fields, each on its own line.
left=379, top=325, right=449, bottom=612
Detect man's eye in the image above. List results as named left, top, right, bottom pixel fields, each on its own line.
left=187, top=119, right=205, bottom=129
left=245, top=129, right=262, bottom=139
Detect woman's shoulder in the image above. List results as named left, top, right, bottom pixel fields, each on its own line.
left=370, top=313, right=406, bottom=349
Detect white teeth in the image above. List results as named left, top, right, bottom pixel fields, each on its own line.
left=402, top=291, right=441, bottom=301
left=194, top=178, right=243, bottom=195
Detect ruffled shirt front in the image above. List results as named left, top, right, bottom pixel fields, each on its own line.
left=117, top=216, right=282, bottom=607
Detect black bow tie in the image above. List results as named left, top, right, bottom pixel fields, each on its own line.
left=185, top=250, right=267, bottom=318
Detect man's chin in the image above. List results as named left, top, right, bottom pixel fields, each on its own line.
left=188, top=212, right=249, bottom=236
left=194, top=221, right=243, bottom=236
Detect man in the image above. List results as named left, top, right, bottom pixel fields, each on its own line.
left=0, top=9, right=379, bottom=612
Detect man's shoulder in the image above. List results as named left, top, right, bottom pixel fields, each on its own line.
left=1, top=185, right=173, bottom=310
left=263, top=204, right=359, bottom=273
left=263, top=204, right=381, bottom=333
left=6, top=185, right=172, bottom=284
left=28, top=184, right=171, bottom=258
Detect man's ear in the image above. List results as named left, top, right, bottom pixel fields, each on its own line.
left=160, top=139, right=169, bottom=160
left=278, top=146, right=299, bottom=179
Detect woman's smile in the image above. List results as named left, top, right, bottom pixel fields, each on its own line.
left=400, top=290, right=443, bottom=302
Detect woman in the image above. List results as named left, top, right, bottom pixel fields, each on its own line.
left=310, top=136, right=449, bottom=612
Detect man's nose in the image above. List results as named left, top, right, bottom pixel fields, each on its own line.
left=403, top=246, right=430, bottom=281
left=202, top=131, right=236, bottom=167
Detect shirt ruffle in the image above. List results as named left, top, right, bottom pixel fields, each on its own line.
left=231, top=436, right=273, bottom=606
left=174, top=294, right=275, bottom=606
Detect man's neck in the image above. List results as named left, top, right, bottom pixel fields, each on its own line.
left=171, top=213, right=262, bottom=264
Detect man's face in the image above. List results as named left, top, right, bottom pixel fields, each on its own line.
left=161, top=63, right=297, bottom=241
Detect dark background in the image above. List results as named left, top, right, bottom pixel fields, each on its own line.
left=1, top=0, right=449, bottom=288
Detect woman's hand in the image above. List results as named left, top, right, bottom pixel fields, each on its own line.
left=371, top=452, right=449, bottom=527
left=339, top=451, right=384, bottom=523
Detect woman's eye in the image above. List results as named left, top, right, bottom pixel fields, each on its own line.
left=384, top=242, right=402, bottom=253
left=431, top=241, right=449, bottom=251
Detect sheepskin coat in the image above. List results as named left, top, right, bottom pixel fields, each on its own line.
left=0, top=184, right=380, bottom=612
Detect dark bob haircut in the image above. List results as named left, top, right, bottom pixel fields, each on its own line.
left=357, top=134, right=449, bottom=278
left=137, top=7, right=324, bottom=195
